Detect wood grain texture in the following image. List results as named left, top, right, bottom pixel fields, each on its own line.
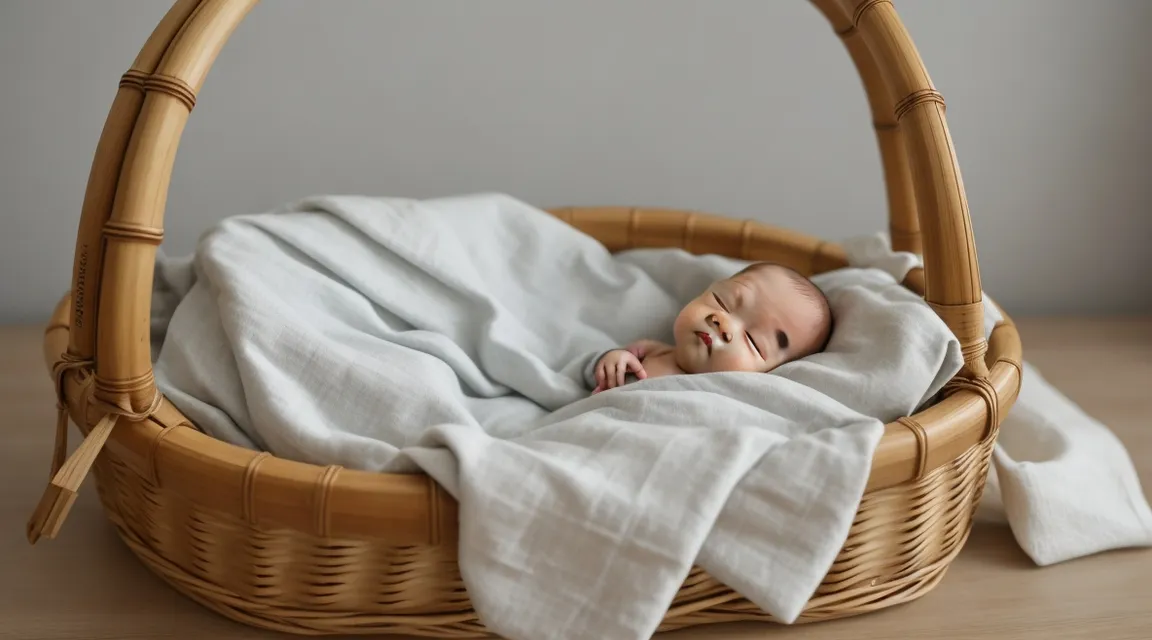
left=6, top=318, right=1150, bottom=639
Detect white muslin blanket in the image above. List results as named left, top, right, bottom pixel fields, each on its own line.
left=149, top=193, right=965, bottom=640
left=148, top=193, right=1152, bottom=639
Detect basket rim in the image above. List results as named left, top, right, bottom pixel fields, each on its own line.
left=44, top=210, right=1023, bottom=545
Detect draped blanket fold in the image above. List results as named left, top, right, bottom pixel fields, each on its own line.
left=150, top=193, right=992, bottom=640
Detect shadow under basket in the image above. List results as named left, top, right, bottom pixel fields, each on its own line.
left=26, top=0, right=1023, bottom=637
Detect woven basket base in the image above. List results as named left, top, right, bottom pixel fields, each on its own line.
left=87, top=424, right=994, bottom=637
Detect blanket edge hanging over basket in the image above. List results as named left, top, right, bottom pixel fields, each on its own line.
left=27, top=0, right=1023, bottom=637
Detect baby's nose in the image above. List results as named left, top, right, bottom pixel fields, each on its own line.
left=708, top=313, right=733, bottom=342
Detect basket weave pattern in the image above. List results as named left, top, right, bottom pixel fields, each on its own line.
left=26, top=0, right=1023, bottom=637
left=84, top=398, right=1000, bottom=637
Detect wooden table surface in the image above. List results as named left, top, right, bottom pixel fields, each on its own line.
left=2, top=318, right=1150, bottom=640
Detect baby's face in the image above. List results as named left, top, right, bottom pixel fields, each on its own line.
left=671, top=266, right=829, bottom=375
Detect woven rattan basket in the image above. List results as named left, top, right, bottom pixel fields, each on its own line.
left=27, top=0, right=1023, bottom=636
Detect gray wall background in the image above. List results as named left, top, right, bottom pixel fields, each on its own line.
left=3, top=0, right=1150, bottom=324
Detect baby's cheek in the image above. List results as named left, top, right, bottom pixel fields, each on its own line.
left=673, top=305, right=698, bottom=328
left=714, top=351, right=749, bottom=373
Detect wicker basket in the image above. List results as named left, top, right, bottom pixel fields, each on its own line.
left=27, top=0, right=1023, bottom=637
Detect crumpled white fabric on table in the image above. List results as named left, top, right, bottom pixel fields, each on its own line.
left=842, top=233, right=1152, bottom=567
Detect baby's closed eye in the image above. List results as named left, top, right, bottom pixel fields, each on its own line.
left=746, top=332, right=762, bottom=359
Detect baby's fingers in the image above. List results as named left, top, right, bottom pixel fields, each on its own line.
left=628, top=359, right=648, bottom=380
left=601, top=362, right=618, bottom=389
left=599, top=356, right=617, bottom=382
left=616, top=361, right=629, bottom=387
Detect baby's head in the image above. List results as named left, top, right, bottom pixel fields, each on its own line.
left=671, top=262, right=832, bottom=374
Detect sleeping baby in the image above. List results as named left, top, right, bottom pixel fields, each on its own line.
left=592, top=262, right=833, bottom=393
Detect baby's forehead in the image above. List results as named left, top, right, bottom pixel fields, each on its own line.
left=727, top=268, right=814, bottom=309
left=728, top=265, right=795, bottom=292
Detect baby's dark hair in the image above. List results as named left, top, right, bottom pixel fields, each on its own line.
left=735, top=262, right=834, bottom=356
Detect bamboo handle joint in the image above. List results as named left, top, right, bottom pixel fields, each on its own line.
left=895, top=90, right=945, bottom=121
left=835, top=0, right=892, bottom=37
left=104, top=221, right=165, bottom=245
left=118, top=69, right=197, bottom=111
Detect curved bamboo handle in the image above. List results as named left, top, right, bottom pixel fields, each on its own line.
left=812, top=0, right=987, bottom=377
left=27, top=0, right=260, bottom=542
left=810, top=0, right=922, bottom=256
left=64, top=0, right=204, bottom=363
left=92, top=0, right=260, bottom=416
left=82, top=0, right=986, bottom=422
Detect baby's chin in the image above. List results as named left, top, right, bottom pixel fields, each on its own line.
left=673, top=343, right=735, bottom=375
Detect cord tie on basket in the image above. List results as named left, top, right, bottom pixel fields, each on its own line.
left=26, top=379, right=163, bottom=545
left=943, top=376, right=1000, bottom=441
left=46, top=352, right=94, bottom=478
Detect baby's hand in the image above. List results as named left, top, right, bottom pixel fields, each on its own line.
left=593, top=349, right=648, bottom=394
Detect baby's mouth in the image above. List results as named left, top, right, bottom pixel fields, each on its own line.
left=695, top=331, right=713, bottom=354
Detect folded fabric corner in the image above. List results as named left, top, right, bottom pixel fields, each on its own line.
left=839, top=232, right=1152, bottom=568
